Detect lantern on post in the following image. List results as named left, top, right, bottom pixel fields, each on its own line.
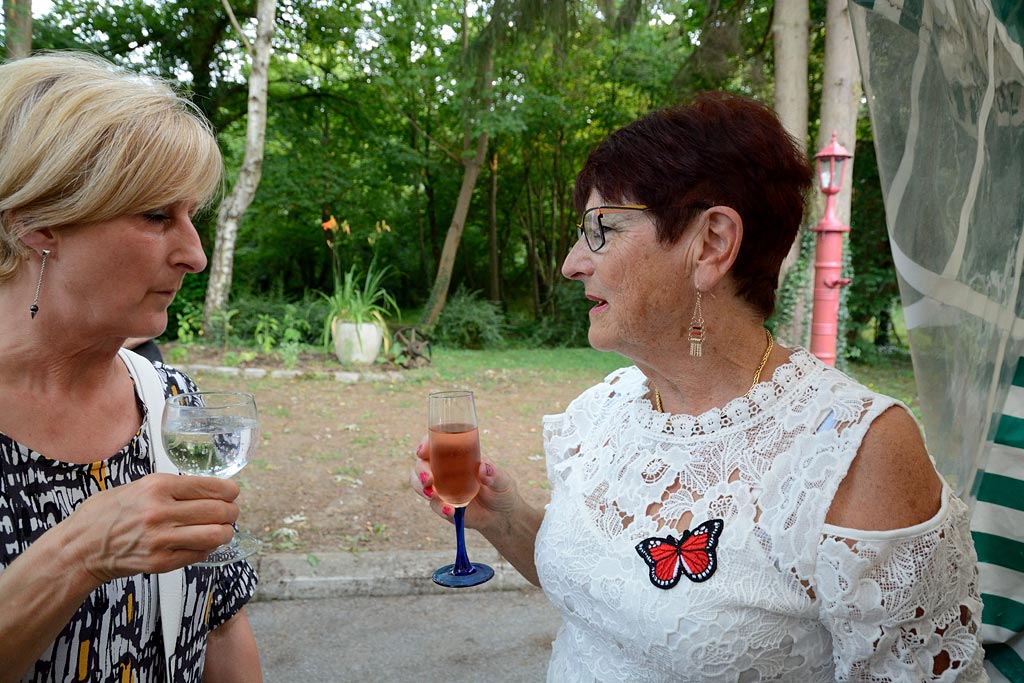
left=809, top=131, right=853, bottom=366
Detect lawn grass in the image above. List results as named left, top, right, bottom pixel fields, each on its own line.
left=429, top=347, right=632, bottom=380
left=174, top=340, right=919, bottom=411
left=844, top=350, right=920, bottom=413
left=424, top=346, right=919, bottom=411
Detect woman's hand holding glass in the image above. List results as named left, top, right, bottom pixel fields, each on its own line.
left=162, top=391, right=261, bottom=566
left=412, top=436, right=520, bottom=533
left=67, top=473, right=241, bottom=582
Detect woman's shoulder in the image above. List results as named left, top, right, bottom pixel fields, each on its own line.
left=825, top=403, right=944, bottom=531
left=774, top=350, right=941, bottom=532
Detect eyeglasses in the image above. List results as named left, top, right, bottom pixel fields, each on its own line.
left=575, top=205, right=648, bottom=252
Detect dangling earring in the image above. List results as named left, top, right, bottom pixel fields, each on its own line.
left=29, top=249, right=50, bottom=319
left=688, top=288, right=706, bottom=357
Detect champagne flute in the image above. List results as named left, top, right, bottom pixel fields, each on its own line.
left=428, top=390, right=494, bottom=588
left=162, top=391, right=262, bottom=566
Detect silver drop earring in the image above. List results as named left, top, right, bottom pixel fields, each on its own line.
left=29, top=249, right=50, bottom=319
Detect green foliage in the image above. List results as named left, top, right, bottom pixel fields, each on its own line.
left=208, top=308, right=239, bottom=350
left=30, top=0, right=893, bottom=361
left=34, top=0, right=249, bottom=131
left=769, top=224, right=815, bottom=342
left=507, top=281, right=592, bottom=348
left=845, top=137, right=901, bottom=356
left=174, top=300, right=205, bottom=346
left=164, top=273, right=208, bottom=343
left=431, top=287, right=506, bottom=349
left=254, top=314, right=281, bottom=354
left=846, top=345, right=919, bottom=416
left=219, top=290, right=325, bottom=347
left=222, top=350, right=258, bottom=367
left=276, top=306, right=312, bottom=368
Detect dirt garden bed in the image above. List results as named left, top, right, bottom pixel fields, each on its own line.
left=165, top=343, right=601, bottom=560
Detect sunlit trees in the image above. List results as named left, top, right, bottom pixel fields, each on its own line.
left=22, top=0, right=888, bottom=355
left=204, top=0, right=277, bottom=332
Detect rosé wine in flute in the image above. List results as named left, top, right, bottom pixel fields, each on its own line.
left=428, top=390, right=494, bottom=588
left=428, top=422, right=481, bottom=507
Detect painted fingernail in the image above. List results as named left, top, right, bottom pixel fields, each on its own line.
left=424, top=486, right=434, bottom=498
left=416, top=442, right=425, bottom=456
left=485, top=463, right=495, bottom=477
left=419, top=471, right=429, bottom=484
left=442, top=505, right=453, bottom=516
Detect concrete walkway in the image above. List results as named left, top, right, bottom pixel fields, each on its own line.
left=247, top=549, right=561, bottom=682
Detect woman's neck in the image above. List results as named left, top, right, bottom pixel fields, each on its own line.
left=635, top=322, right=785, bottom=416
left=0, top=296, right=123, bottom=396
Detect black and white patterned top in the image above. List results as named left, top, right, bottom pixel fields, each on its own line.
left=0, top=362, right=258, bottom=683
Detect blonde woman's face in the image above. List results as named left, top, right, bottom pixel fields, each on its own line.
left=41, top=201, right=207, bottom=341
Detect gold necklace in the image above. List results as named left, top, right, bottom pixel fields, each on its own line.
left=653, top=329, right=773, bottom=413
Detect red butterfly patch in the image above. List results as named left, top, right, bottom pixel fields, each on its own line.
left=635, top=519, right=724, bottom=589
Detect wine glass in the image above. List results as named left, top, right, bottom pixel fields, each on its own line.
left=428, top=390, right=494, bottom=588
left=162, top=391, right=262, bottom=566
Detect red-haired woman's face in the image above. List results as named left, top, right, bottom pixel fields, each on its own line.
left=562, top=190, right=696, bottom=363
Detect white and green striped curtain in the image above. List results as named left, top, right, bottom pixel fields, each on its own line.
left=976, top=357, right=1024, bottom=680
left=849, top=1, right=1024, bottom=680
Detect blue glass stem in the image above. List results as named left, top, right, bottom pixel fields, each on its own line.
left=451, top=507, right=476, bottom=576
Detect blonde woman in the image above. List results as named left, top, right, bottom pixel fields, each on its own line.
left=0, top=53, right=261, bottom=682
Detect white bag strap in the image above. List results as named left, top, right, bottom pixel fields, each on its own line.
left=118, top=348, right=183, bottom=681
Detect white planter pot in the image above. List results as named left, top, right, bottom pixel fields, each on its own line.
left=332, top=319, right=385, bottom=364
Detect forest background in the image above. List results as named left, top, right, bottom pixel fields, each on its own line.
left=2, top=0, right=901, bottom=366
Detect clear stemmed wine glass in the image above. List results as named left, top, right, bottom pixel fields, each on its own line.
left=162, top=390, right=262, bottom=566
left=428, top=390, right=494, bottom=588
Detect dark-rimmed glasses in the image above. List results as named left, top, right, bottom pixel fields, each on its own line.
left=575, top=205, right=648, bottom=252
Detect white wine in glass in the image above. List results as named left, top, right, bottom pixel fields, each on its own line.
left=162, top=391, right=261, bottom=566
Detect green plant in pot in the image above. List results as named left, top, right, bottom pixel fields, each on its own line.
left=320, top=260, right=399, bottom=364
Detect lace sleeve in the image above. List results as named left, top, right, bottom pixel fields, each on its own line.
left=542, top=412, right=572, bottom=481
left=814, top=490, right=986, bottom=682
left=541, top=366, right=641, bottom=482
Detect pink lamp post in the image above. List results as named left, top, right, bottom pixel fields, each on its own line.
left=809, top=131, right=853, bottom=366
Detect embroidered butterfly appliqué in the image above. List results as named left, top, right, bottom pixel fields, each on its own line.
left=635, top=518, right=724, bottom=589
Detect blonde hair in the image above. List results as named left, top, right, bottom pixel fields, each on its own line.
left=0, top=51, right=223, bottom=282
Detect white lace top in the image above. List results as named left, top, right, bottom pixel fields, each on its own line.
left=535, top=349, right=986, bottom=682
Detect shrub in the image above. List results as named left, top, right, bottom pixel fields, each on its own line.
left=164, top=273, right=208, bottom=342
left=226, top=289, right=326, bottom=346
left=432, top=287, right=505, bottom=349
left=506, top=281, right=592, bottom=348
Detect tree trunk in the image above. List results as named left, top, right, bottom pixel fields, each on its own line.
left=488, top=150, right=500, bottom=303
left=203, top=0, right=276, bottom=333
left=818, top=0, right=861, bottom=230
left=773, top=0, right=810, bottom=264
left=418, top=13, right=495, bottom=329
left=3, top=0, right=32, bottom=59
left=771, top=0, right=810, bottom=151
left=771, top=0, right=812, bottom=345
left=418, top=130, right=490, bottom=327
